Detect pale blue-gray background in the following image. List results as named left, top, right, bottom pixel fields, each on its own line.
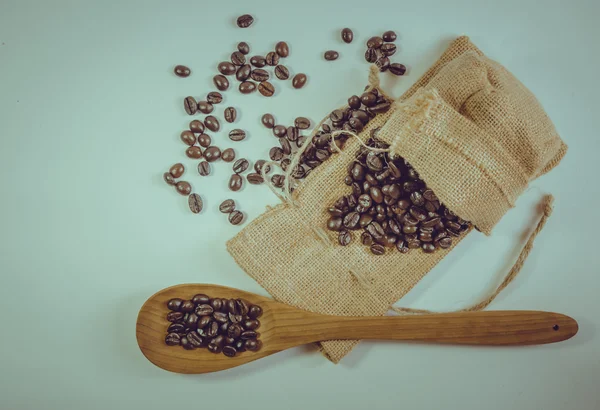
left=1, top=0, right=598, bottom=409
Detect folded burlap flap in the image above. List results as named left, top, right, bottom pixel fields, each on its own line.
left=227, top=36, right=566, bottom=363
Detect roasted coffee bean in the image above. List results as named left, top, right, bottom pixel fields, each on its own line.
left=219, top=61, right=237, bottom=75
left=376, top=57, right=390, bottom=72
left=341, top=28, right=354, bottom=43
left=236, top=64, right=252, bottom=81
left=351, top=109, right=370, bottom=124
left=343, top=211, right=360, bottom=229
left=180, top=130, right=196, bottom=146
left=213, top=312, right=228, bottom=324
left=207, top=342, right=222, bottom=353
left=324, top=50, right=339, bottom=61
left=204, top=115, right=220, bottom=132
left=275, top=41, right=289, bottom=57
left=223, top=107, right=237, bottom=124
left=221, top=148, right=235, bottom=162
left=366, top=221, right=385, bottom=240
left=189, top=119, right=205, bottom=134
left=274, top=65, right=289, bottom=80
left=229, top=312, right=243, bottom=324
left=165, top=333, right=181, bottom=346
left=227, top=323, right=242, bottom=339
left=347, top=96, right=361, bottom=110
left=329, top=207, right=344, bottom=217
left=185, top=146, right=202, bottom=159
left=206, top=92, right=223, bottom=104
left=361, top=232, right=374, bottom=245
left=366, top=152, right=383, bottom=171
left=381, top=43, right=397, bottom=57
left=174, top=65, right=191, bottom=78
left=237, top=41, right=250, bottom=55
left=365, top=48, right=378, bottom=63
left=280, top=138, right=292, bottom=155
left=184, top=313, right=199, bottom=328
left=269, top=146, right=284, bottom=161
left=292, top=73, right=307, bottom=89
left=330, top=109, right=345, bottom=122
left=250, top=55, right=266, bottom=67
left=291, top=117, right=309, bottom=130
left=229, top=210, right=244, bottom=225
left=196, top=101, right=213, bottom=116
left=244, top=339, right=260, bottom=351
left=196, top=315, right=211, bottom=329
left=181, top=336, right=194, bottom=350
left=219, top=199, right=236, bottom=213
left=187, top=331, right=203, bottom=348
left=370, top=243, right=385, bottom=255
left=232, top=158, right=250, bottom=174
left=213, top=75, right=229, bottom=91
left=369, top=101, right=392, bottom=114
left=365, top=173, right=379, bottom=186
left=184, top=96, right=197, bottom=115
left=229, top=129, right=246, bottom=142
left=247, top=304, right=262, bottom=319
left=338, top=230, right=352, bottom=246
left=239, top=81, right=257, bottom=94
left=359, top=214, right=374, bottom=228
left=247, top=173, right=264, bottom=184
left=180, top=300, right=195, bottom=313
left=367, top=36, right=384, bottom=49
left=167, top=311, right=184, bottom=323
left=327, top=217, right=343, bottom=231
left=389, top=63, right=407, bottom=76
left=358, top=194, right=372, bottom=209
left=422, top=243, right=436, bottom=253
left=258, top=81, right=275, bottom=97
left=203, top=146, right=221, bottom=162
left=265, top=51, right=279, bottom=66
left=286, top=126, right=298, bottom=141
left=410, top=191, right=425, bottom=206
left=167, top=323, right=185, bottom=334
left=271, top=174, right=285, bottom=188
left=210, top=298, right=223, bottom=311
left=348, top=117, right=364, bottom=131
left=169, top=163, right=185, bottom=178
left=229, top=50, right=246, bottom=66
left=188, top=193, right=203, bottom=213
left=241, top=330, right=258, bottom=340
left=369, top=186, right=384, bottom=204
left=236, top=14, right=254, bottom=28
left=272, top=125, right=287, bottom=138
left=262, top=114, right=276, bottom=129
left=228, top=174, right=243, bottom=191
left=251, top=68, right=269, bottom=82
left=236, top=299, right=250, bottom=316
left=382, top=30, right=397, bottom=42
left=438, top=236, right=453, bottom=249
left=175, top=181, right=192, bottom=196
left=361, top=92, right=378, bottom=107
left=167, top=298, right=183, bottom=311
left=221, top=346, right=236, bottom=357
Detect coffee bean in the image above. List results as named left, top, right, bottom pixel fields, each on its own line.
left=209, top=298, right=222, bottom=311
left=366, top=153, right=383, bottom=172
left=271, top=174, right=284, bottom=188
left=180, top=130, right=196, bottom=146
left=203, top=146, right=221, bottom=162
left=343, top=211, right=360, bottom=229
left=265, top=51, right=279, bottom=66
left=341, top=28, right=353, bottom=43
left=370, top=243, right=385, bottom=255
left=167, top=311, right=184, bottom=322
left=222, top=107, right=236, bottom=124
left=369, top=101, right=391, bottom=114
left=365, top=48, right=378, bottom=63
left=229, top=312, right=242, bottom=324
left=258, top=81, right=275, bottom=97
left=367, top=36, right=384, bottom=49
left=292, top=73, right=307, bottom=89
left=167, top=298, right=183, bottom=311
left=218, top=61, right=237, bottom=75
left=229, top=174, right=243, bottom=191
left=324, top=50, right=339, bottom=61
left=206, top=92, right=223, bottom=104
left=169, top=163, right=185, bottom=179
left=243, top=339, right=260, bottom=351
left=181, top=300, right=195, bottom=313
left=269, top=146, right=284, bottom=161
left=262, top=113, right=275, bottom=128
left=204, top=115, right=220, bottom=132
left=250, top=55, right=266, bottom=67
left=189, top=119, right=205, bottom=134
left=438, top=236, right=453, bottom=249
left=275, top=41, right=289, bottom=57
left=376, top=57, right=390, bottom=72
left=240, top=330, right=258, bottom=340
left=212, top=312, right=228, bottom=324
left=237, top=41, right=250, bottom=55
left=287, top=126, right=298, bottom=141
left=290, top=117, right=310, bottom=131
left=187, top=331, right=203, bottom=348
left=239, top=81, right=257, bottom=94
left=250, top=68, right=269, bottom=82
left=361, top=92, right=377, bottom=107
left=236, top=299, right=249, bottom=316
left=165, top=333, right=181, bottom=346
left=197, top=161, right=210, bottom=176
left=274, top=65, right=289, bottom=80
left=185, top=146, right=202, bottom=159
left=273, top=125, right=287, bottom=138
left=184, top=96, right=197, bottom=115
left=174, top=65, right=191, bottom=78
left=167, top=323, right=185, bottom=334
left=229, top=129, right=246, bottom=142
left=229, top=210, right=244, bottom=225
left=184, top=313, right=199, bottom=328
left=422, top=243, right=436, bottom=253
left=280, top=138, right=292, bottom=155
left=338, top=230, right=352, bottom=246
left=247, top=173, right=264, bottom=184
left=213, top=75, right=230, bottom=91
left=219, top=199, right=236, bottom=213
left=236, top=14, right=253, bottom=28
left=254, top=160, right=270, bottom=174
left=381, top=43, right=397, bottom=57
left=195, top=134, right=210, bottom=148
left=327, top=217, right=343, bottom=231
left=382, top=30, right=397, bottom=42
left=188, top=193, right=203, bottom=214
left=236, top=64, right=252, bottom=81
left=244, top=304, right=261, bottom=319
left=389, top=63, right=407, bottom=76
left=221, top=148, right=235, bottom=163
left=233, top=158, right=250, bottom=174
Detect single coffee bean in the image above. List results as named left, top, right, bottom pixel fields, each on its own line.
left=180, top=130, right=196, bottom=146
left=210, top=298, right=223, bottom=311
left=221, top=148, right=235, bottom=162
left=361, top=232, right=374, bottom=245
left=189, top=119, right=205, bottom=134
left=280, top=138, right=292, bottom=155
left=271, top=174, right=284, bottom=188
left=181, top=336, right=194, bottom=350
left=197, top=133, right=211, bottom=148
left=269, top=146, right=284, bottom=161
left=233, top=158, right=250, bottom=174
left=275, top=41, right=289, bottom=57
left=184, top=96, right=197, bottom=115
left=293, top=117, right=310, bottom=130
left=376, top=57, right=390, bottom=72
left=272, top=125, right=287, bottom=138
left=197, top=315, right=212, bottom=329
left=167, top=298, right=183, bottom=311
left=261, top=113, right=275, bottom=129
left=229, top=210, right=244, bottom=225
left=236, top=14, right=254, bottom=28
left=370, top=243, right=385, bottom=255
left=287, top=126, right=298, bottom=141
left=239, top=81, right=257, bottom=94
left=196, top=101, right=213, bottom=115
left=229, top=174, right=243, bottom=191
left=197, top=161, right=210, bottom=176
left=167, top=311, right=184, bottom=322
left=250, top=55, right=266, bottom=67
left=338, top=230, right=352, bottom=246
left=229, top=129, right=246, bottom=142
left=203, top=146, right=221, bottom=162
left=382, top=30, right=397, bottom=42
left=188, top=193, right=203, bottom=213
left=236, top=64, right=251, bottom=81
left=361, top=92, right=378, bottom=107
left=224, top=107, right=237, bottom=123
left=185, top=145, right=203, bottom=159
left=343, top=211, right=360, bottom=229
left=348, top=95, right=361, bottom=109
left=369, top=101, right=392, bottom=114
left=165, top=333, right=181, bottom=346
left=169, top=163, right=185, bottom=178
left=237, top=41, right=250, bottom=55
left=244, top=304, right=261, bottom=319
left=367, top=36, right=384, bottom=49
left=359, top=213, right=374, bottom=228
left=174, top=65, right=191, bottom=77
left=324, top=50, right=339, bottom=61
left=229, top=312, right=243, bottom=324
left=206, top=92, right=223, bottom=104
left=236, top=299, right=250, bottom=316
left=422, top=243, right=436, bottom=253
left=175, top=181, right=192, bottom=196
left=204, top=115, right=220, bottom=132
left=365, top=48, right=378, bottom=64
left=274, top=65, right=289, bottom=80
left=222, top=346, right=237, bottom=357
left=213, top=75, right=229, bottom=91
left=245, top=339, right=262, bottom=351
left=207, top=342, right=221, bottom=354
left=219, top=199, right=236, bottom=213
left=330, top=109, right=345, bottom=122
left=389, top=63, right=407, bottom=76
left=218, top=61, right=237, bottom=75
left=227, top=323, right=242, bottom=339
left=327, top=217, right=343, bottom=231
left=369, top=186, right=384, bottom=204
left=167, top=323, right=185, bottom=334
left=213, top=312, right=228, bottom=324
left=230, top=50, right=246, bottom=66
left=265, top=51, right=279, bottom=66
left=241, top=330, right=258, bottom=340
left=250, top=68, right=269, bottom=82
left=438, top=236, right=453, bottom=249
left=187, top=331, right=203, bottom=348
left=341, top=28, right=353, bottom=43
left=195, top=303, right=214, bottom=316
left=292, top=73, right=307, bottom=89
left=180, top=300, right=195, bottom=313
left=184, top=313, right=199, bottom=328
left=254, top=160, right=270, bottom=174
left=247, top=173, right=264, bottom=184
left=380, top=43, right=397, bottom=57
left=258, top=81, right=275, bottom=97
left=244, top=319, right=260, bottom=331
left=348, top=117, right=364, bottom=132
left=366, top=221, right=385, bottom=240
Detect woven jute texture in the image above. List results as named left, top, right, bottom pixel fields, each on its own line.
left=227, top=36, right=566, bottom=363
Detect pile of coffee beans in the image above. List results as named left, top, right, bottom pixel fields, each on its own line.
left=326, top=132, right=470, bottom=255
left=165, top=294, right=263, bottom=357
left=219, top=199, right=244, bottom=225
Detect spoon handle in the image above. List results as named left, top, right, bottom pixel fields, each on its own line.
left=292, top=311, right=578, bottom=346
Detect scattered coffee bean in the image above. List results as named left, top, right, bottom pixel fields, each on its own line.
left=204, top=115, right=220, bottom=132
left=164, top=172, right=176, bottom=186
left=236, top=14, right=254, bottom=28
left=184, top=96, right=198, bottom=115
left=294, top=117, right=310, bottom=130
left=218, top=61, right=237, bottom=75
left=174, top=65, right=191, bottom=78
left=271, top=174, right=285, bottom=188
left=269, top=147, right=284, bottom=161
left=229, top=129, right=246, bottom=142
left=229, top=210, right=244, bottom=225
left=280, top=138, right=292, bottom=155
left=236, top=64, right=252, bottom=81
left=382, top=30, right=397, bottom=42
left=237, top=41, right=250, bottom=55
left=265, top=51, right=279, bottom=66
left=389, top=63, right=407, bottom=76
left=188, top=193, right=203, bottom=213
left=324, top=50, right=339, bottom=61
left=261, top=113, right=275, bottom=129
left=233, top=158, right=250, bottom=174
left=219, top=199, right=236, bottom=213
left=292, top=73, right=307, bottom=89
left=189, top=119, right=205, bottom=134
left=370, top=243, right=385, bottom=255
left=367, top=36, right=384, bottom=49
left=380, top=43, right=397, bottom=57
left=203, top=146, right=222, bottom=162
left=273, top=125, right=287, bottom=138
left=213, top=75, right=229, bottom=91
left=365, top=48, right=378, bottom=63
left=287, top=126, right=298, bottom=142
left=180, top=130, right=196, bottom=146
left=186, top=146, right=203, bottom=159
left=258, top=81, right=275, bottom=97
left=239, top=81, right=257, bottom=94
left=274, top=65, right=289, bottom=80
left=341, top=28, right=353, bottom=43
left=275, top=41, right=289, bottom=57
left=224, top=107, right=237, bottom=123
left=206, top=92, right=223, bottom=104
left=250, top=68, right=269, bottom=82
left=229, top=174, right=243, bottom=191
left=339, top=230, right=352, bottom=246
left=250, top=55, right=266, bottom=67
left=176, top=181, right=192, bottom=196
left=169, top=163, right=185, bottom=178
left=197, top=133, right=211, bottom=148
left=198, top=161, right=210, bottom=176
left=376, top=57, right=390, bottom=72
left=221, top=148, right=235, bottom=162
left=254, top=160, right=270, bottom=174
left=247, top=173, right=264, bottom=185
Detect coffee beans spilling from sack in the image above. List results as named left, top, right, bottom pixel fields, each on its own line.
left=165, top=295, right=263, bottom=357
left=326, top=133, right=471, bottom=255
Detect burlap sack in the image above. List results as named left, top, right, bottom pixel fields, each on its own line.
left=227, top=36, right=567, bottom=363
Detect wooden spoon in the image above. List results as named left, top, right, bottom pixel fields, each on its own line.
left=136, top=284, right=578, bottom=374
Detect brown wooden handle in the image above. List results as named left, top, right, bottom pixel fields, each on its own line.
left=294, top=311, right=578, bottom=346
